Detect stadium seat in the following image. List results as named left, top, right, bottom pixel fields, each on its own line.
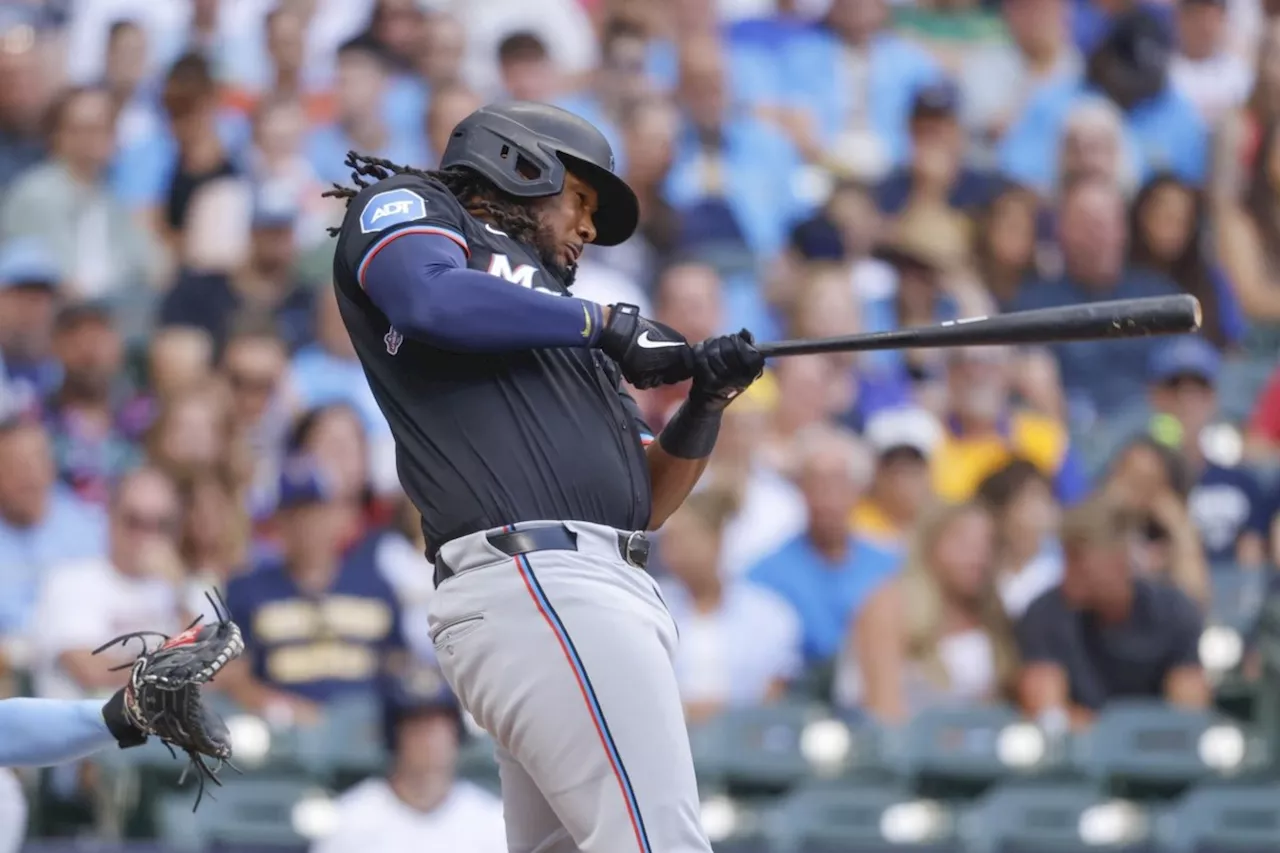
left=293, top=694, right=385, bottom=779
left=959, top=782, right=1148, bottom=853
left=155, top=776, right=323, bottom=850
left=882, top=705, right=1063, bottom=795
left=1071, top=701, right=1258, bottom=792
left=1207, top=566, right=1267, bottom=635
left=764, top=782, right=955, bottom=853
left=688, top=702, right=882, bottom=795
left=1156, top=783, right=1280, bottom=853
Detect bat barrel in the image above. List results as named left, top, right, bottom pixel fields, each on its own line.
left=756, top=294, right=1202, bottom=359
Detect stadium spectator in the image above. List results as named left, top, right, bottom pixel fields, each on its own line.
left=366, top=0, right=428, bottom=74
left=703, top=374, right=807, bottom=577
left=312, top=667, right=506, bottom=853
left=290, top=287, right=397, bottom=494
left=784, top=0, right=941, bottom=179
left=971, top=181, right=1041, bottom=309
left=1012, top=175, right=1181, bottom=424
left=160, top=187, right=316, bottom=354
left=0, top=240, right=63, bottom=411
left=1212, top=18, right=1280, bottom=203
left=219, top=319, right=295, bottom=516
left=1128, top=174, right=1244, bottom=348
left=1144, top=339, right=1270, bottom=567
left=497, top=31, right=561, bottom=103
left=305, top=35, right=426, bottom=188
left=842, top=501, right=1017, bottom=722
left=1101, top=436, right=1210, bottom=604
left=852, top=406, right=942, bottom=553
left=755, top=354, right=855, bottom=471
left=665, top=33, right=803, bottom=257
left=0, top=25, right=53, bottom=191
left=244, top=94, right=335, bottom=251
left=659, top=489, right=802, bottom=722
left=286, top=402, right=379, bottom=542
left=877, top=80, right=993, bottom=216
left=351, top=495, right=435, bottom=661
left=934, top=346, right=1086, bottom=504
left=1053, top=96, right=1140, bottom=199
left=417, top=11, right=467, bottom=90
left=146, top=326, right=213, bottom=405
left=176, top=469, right=248, bottom=615
left=0, top=86, right=158, bottom=300
left=29, top=466, right=184, bottom=699
left=749, top=424, right=897, bottom=664
left=1016, top=497, right=1210, bottom=730
left=1217, top=118, right=1280, bottom=334
left=1000, top=9, right=1207, bottom=192
left=0, top=418, right=106, bottom=639
left=424, top=82, right=482, bottom=164
left=788, top=265, right=862, bottom=385
left=976, top=459, right=1064, bottom=619
left=222, top=6, right=332, bottom=125
left=222, top=458, right=405, bottom=720
left=825, top=179, right=896, bottom=304
left=1170, top=0, right=1251, bottom=124
left=102, top=19, right=157, bottom=155
left=145, top=381, right=243, bottom=489
left=959, top=0, right=1081, bottom=165
left=557, top=17, right=651, bottom=165
left=44, top=302, right=144, bottom=505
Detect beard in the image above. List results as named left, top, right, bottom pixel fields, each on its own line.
left=531, top=220, right=578, bottom=287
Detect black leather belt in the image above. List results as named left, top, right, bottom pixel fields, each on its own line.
left=433, top=524, right=649, bottom=586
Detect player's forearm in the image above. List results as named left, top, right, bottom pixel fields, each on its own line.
left=0, top=698, right=115, bottom=767
left=646, top=442, right=710, bottom=530
left=362, top=233, right=606, bottom=352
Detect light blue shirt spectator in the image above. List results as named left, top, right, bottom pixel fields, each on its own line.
left=111, top=111, right=252, bottom=210
left=661, top=578, right=803, bottom=708
left=664, top=116, right=805, bottom=258
left=748, top=535, right=900, bottom=664
left=305, top=124, right=429, bottom=188
left=781, top=29, right=941, bottom=170
left=0, top=488, right=106, bottom=636
left=289, top=344, right=389, bottom=442
left=1011, top=270, right=1182, bottom=423
left=999, top=78, right=1206, bottom=192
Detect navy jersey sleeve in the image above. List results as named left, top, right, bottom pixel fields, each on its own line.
left=338, top=174, right=607, bottom=353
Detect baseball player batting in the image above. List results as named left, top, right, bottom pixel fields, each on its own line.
left=326, top=102, right=762, bottom=852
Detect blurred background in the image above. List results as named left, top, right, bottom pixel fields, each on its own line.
left=4, top=0, right=1280, bottom=850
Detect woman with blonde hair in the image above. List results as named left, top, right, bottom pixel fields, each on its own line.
left=837, top=501, right=1020, bottom=723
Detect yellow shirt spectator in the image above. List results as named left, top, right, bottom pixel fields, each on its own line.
left=851, top=407, right=943, bottom=552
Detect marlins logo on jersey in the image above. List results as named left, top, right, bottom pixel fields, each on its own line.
left=360, top=188, right=428, bottom=234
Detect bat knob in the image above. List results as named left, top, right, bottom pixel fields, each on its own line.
left=1190, top=295, right=1203, bottom=331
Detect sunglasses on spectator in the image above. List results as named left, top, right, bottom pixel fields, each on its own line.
left=227, top=371, right=279, bottom=395
left=118, top=509, right=179, bottom=536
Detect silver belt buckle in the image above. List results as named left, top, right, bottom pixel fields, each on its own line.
left=623, top=530, right=646, bottom=567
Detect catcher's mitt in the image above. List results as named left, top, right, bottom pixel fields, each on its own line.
left=95, top=590, right=245, bottom=810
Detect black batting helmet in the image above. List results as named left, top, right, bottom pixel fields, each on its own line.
left=441, top=101, right=639, bottom=247
left=381, top=663, right=464, bottom=755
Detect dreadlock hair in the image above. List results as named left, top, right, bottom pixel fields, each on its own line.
left=323, top=152, right=541, bottom=247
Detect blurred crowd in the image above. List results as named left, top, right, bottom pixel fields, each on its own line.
left=2, top=0, right=1280, bottom=847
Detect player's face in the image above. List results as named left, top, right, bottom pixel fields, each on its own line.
left=535, top=171, right=599, bottom=279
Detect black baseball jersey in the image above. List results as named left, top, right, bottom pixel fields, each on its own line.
left=331, top=173, right=654, bottom=556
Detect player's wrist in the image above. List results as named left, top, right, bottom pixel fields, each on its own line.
left=658, top=398, right=724, bottom=459
left=596, top=303, right=638, bottom=356
left=102, top=687, right=147, bottom=750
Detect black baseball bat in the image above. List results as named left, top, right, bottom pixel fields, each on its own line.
left=755, top=294, right=1202, bottom=358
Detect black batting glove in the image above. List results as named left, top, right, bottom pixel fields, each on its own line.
left=596, top=303, right=694, bottom=389
left=689, top=330, right=765, bottom=411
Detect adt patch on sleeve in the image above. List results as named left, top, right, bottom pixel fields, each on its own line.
left=360, top=188, right=428, bottom=234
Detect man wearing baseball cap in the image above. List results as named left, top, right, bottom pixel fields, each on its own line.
left=0, top=240, right=62, bottom=413
left=1145, top=338, right=1270, bottom=567
left=852, top=406, right=943, bottom=552
left=221, top=458, right=406, bottom=721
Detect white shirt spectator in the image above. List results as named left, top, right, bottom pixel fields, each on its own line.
left=716, top=464, right=807, bottom=577
left=454, top=0, right=598, bottom=98
left=29, top=557, right=182, bottom=700
left=1171, top=52, right=1253, bottom=124
left=311, top=777, right=507, bottom=853
left=997, top=544, right=1063, bottom=620
left=661, top=579, right=802, bottom=707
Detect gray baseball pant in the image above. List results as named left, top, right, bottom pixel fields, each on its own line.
left=428, top=520, right=712, bottom=853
